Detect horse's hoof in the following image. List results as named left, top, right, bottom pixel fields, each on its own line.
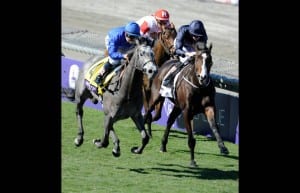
left=112, top=149, right=121, bottom=157
left=93, top=139, right=109, bottom=148
left=221, top=147, right=229, bottom=155
left=190, top=160, right=198, bottom=167
left=131, top=147, right=142, bottom=154
left=91, top=98, right=98, bottom=104
left=74, top=138, right=83, bottom=147
left=160, top=146, right=167, bottom=152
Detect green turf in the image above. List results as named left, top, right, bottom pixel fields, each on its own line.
left=62, top=101, right=239, bottom=193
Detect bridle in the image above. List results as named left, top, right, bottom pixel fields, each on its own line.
left=182, top=51, right=212, bottom=88
left=157, top=29, right=176, bottom=57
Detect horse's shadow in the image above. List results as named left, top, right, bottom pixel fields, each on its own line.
left=118, top=163, right=238, bottom=180
left=156, top=163, right=238, bottom=180
left=174, top=149, right=239, bottom=160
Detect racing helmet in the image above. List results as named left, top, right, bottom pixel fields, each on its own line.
left=188, top=20, right=205, bottom=37
left=154, top=9, right=170, bottom=21
left=125, top=22, right=141, bottom=37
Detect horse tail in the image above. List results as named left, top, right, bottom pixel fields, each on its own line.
left=62, top=87, right=75, bottom=101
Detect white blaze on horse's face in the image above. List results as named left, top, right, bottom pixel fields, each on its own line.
left=141, top=46, right=157, bottom=79
left=199, top=52, right=208, bottom=84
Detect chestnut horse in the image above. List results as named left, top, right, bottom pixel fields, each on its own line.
left=143, top=24, right=177, bottom=137
left=144, top=42, right=229, bottom=166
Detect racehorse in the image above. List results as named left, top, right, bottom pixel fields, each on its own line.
left=62, top=26, right=177, bottom=137
left=73, top=37, right=157, bottom=157
left=143, top=24, right=177, bottom=137
left=144, top=42, right=229, bottom=166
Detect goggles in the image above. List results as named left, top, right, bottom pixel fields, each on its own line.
left=125, top=33, right=137, bottom=40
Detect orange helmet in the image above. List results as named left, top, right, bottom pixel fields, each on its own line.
left=154, top=9, right=169, bottom=21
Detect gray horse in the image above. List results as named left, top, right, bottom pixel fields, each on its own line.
left=73, top=37, right=157, bottom=157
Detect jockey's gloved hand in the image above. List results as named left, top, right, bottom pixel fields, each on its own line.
left=174, top=49, right=185, bottom=57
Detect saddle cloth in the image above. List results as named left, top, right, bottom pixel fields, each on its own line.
left=159, top=61, right=192, bottom=99
left=84, top=57, right=117, bottom=96
left=159, top=71, right=181, bottom=99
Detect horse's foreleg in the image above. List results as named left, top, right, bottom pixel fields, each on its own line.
left=110, top=127, right=120, bottom=157
left=152, top=97, right=165, bottom=121
left=205, top=106, right=229, bottom=155
left=183, top=110, right=197, bottom=167
left=131, top=113, right=149, bottom=154
left=93, top=115, right=111, bottom=148
left=143, top=87, right=153, bottom=137
left=74, top=100, right=85, bottom=147
left=143, top=94, right=163, bottom=132
left=161, top=107, right=181, bottom=152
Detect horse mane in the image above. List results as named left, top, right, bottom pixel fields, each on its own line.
left=117, top=37, right=154, bottom=89
left=121, top=37, right=152, bottom=65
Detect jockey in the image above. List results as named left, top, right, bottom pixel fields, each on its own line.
left=162, top=20, right=208, bottom=87
left=136, top=9, right=171, bottom=41
left=95, top=22, right=141, bottom=85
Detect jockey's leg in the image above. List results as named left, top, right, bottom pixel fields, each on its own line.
left=95, top=61, right=111, bottom=85
left=163, top=62, right=183, bottom=87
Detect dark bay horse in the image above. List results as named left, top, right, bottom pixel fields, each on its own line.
left=74, top=37, right=157, bottom=156
left=144, top=42, right=229, bottom=166
left=143, top=24, right=177, bottom=137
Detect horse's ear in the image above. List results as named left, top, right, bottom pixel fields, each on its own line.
left=169, top=22, right=175, bottom=29
left=147, top=37, right=155, bottom=47
left=208, top=42, right=213, bottom=51
left=135, top=37, right=141, bottom=46
left=137, top=36, right=151, bottom=46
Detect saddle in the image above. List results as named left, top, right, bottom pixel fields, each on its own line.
left=84, top=57, right=123, bottom=96
left=160, top=60, right=191, bottom=99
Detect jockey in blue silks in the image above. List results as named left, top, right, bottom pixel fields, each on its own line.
left=95, top=22, right=141, bottom=85
left=162, top=20, right=208, bottom=88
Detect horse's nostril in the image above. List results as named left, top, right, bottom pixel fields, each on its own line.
left=148, top=70, right=153, bottom=74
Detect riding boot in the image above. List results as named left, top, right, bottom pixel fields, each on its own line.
left=95, top=61, right=111, bottom=85
left=95, top=74, right=103, bottom=84
left=163, top=65, right=182, bottom=87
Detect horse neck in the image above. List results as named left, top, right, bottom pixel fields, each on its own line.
left=154, top=39, right=170, bottom=67
left=181, top=61, right=201, bottom=87
left=118, top=53, right=143, bottom=100
left=183, top=59, right=212, bottom=89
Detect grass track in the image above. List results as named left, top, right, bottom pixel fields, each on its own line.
left=62, top=101, right=239, bottom=193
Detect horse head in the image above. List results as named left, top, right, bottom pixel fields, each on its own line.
left=133, top=37, right=158, bottom=80
left=159, top=23, right=177, bottom=57
left=194, top=42, right=213, bottom=86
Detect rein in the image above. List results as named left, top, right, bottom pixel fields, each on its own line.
left=183, top=75, right=211, bottom=88
left=158, top=33, right=174, bottom=57
left=182, top=60, right=211, bottom=88
left=135, top=60, right=153, bottom=71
